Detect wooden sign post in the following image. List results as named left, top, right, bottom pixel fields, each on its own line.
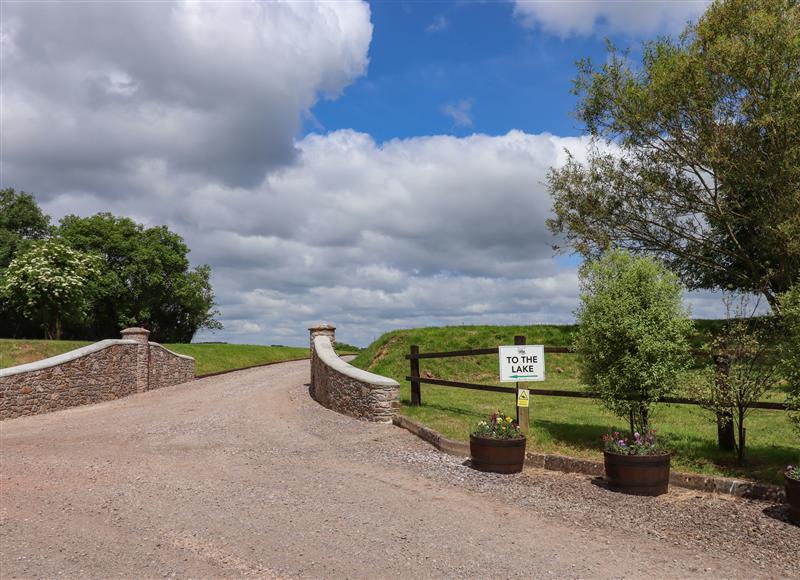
left=498, top=335, right=546, bottom=436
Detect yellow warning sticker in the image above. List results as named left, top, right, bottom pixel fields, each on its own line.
left=517, top=389, right=530, bottom=408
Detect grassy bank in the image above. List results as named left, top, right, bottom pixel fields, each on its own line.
left=350, top=324, right=798, bottom=485
left=0, top=338, right=316, bottom=376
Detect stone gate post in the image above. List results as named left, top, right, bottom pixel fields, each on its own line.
left=121, top=327, right=150, bottom=393
left=308, top=323, right=335, bottom=397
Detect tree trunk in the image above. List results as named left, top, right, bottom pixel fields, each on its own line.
left=714, top=354, right=736, bottom=451
left=736, top=408, right=746, bottom=464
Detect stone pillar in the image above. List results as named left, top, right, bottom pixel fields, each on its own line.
left=308, top=323, right=335, bottom=396
left=121, top=327, right=150, bottom=393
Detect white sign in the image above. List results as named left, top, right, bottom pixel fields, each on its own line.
left=499, top=345, right=545, bottom=382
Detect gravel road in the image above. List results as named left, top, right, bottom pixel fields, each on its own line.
left=1, top=360, right=796, bottom=579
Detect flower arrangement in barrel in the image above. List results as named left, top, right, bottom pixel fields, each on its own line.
left=472, top=411, right=523, bottom=439
left=602, top=429, right=664, bottom=456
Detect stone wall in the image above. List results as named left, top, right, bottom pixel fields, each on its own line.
left=148, top=343, right=195, bottom=390
left=0, top=328, right=195, bottom=420
left=309, top=324, right=400, bottom=423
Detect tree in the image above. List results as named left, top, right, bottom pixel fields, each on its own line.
left=694, top=297, right=781, bottom=463
left=779, top=283, right=800, bottom=432
left=574, top=250, right=693, bottom=435
left=0, top=188, right=53, bottom=337
left=0, top=240, right=100, bottom=339
left=547, top=0, right=800, bottom=311
left=0, top=188, right=51, bottom=268
left=57, top=213, right=221, bottom=342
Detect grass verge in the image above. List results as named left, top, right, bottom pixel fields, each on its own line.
left=350, top=324, right=798, bottom=485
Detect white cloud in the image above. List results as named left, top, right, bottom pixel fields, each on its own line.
left=427, top=15, right=449, bottom=33
left=1, top=0, right=372, bottom=189
left=38, top=128, right=596, bottom=346
left=513, top=0, right=710, bottom=37
left=442, top=99, right=474, bottom=128
left=2, top=0, right=729, bottom=348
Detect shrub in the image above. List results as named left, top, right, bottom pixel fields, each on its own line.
left=574, top=250, right=693, bottom=435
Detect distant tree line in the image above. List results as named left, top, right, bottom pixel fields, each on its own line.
left=0, top=188, right=221, bottom=342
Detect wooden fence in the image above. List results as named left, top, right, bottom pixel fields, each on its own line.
left=406, top=335, right=787, bottom=449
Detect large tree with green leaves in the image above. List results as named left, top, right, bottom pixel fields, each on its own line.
left=0, top=188, right=51, bottom=268
left=547, top=0, right=800, bottom=311
left=58, top=213, right=221, bottom=343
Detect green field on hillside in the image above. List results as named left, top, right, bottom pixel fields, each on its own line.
left=350, top=324, right=798, bottom=485
left=0, top=339, right=316, bottom=376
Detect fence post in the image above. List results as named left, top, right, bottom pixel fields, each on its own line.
left=410, top=345, right=421, bottom=406
left=714, top=353, right=735, bottom=451
left=514, top=335, right=528, bottom=435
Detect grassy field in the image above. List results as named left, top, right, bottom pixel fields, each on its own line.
left=350, top=324, right=798, bottom=485
left=0, top=338, right=319, bottom=376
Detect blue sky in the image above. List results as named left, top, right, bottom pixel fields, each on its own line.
left=311, top=2, right=601, bottom=140
left=3, top=0, right=716, bottom=346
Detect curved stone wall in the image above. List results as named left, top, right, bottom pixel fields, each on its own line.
left=0, top=328, right=195, bottom=420
left=309, top=324, right=400, bottom=423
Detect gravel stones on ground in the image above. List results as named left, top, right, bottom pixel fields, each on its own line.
left=1, top=360, right=797, bottom=579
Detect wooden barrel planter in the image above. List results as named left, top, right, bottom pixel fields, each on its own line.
left=786, top=475, right=800, bottom=525
left=469, top=435, right=526, bottom=474
left=604, top=451, right=671, bottom=496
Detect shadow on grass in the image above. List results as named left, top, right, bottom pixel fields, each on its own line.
left=401, top=399, right=487, bottom=419
left=534, top=418, right=796, bottom=483
left=534, top=419, right=610, bottom=452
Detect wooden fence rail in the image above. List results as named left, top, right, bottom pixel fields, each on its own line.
left=406, top=339, right=788, bottom=449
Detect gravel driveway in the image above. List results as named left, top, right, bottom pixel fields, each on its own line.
left=1, top=360, right=796, bottom=579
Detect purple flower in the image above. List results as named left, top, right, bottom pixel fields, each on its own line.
left=618, top=440, right=626, bottom=446
left=634, top=432, right=640, bottom=439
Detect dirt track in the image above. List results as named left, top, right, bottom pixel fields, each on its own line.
left=1, top=360, right=796, bottom=579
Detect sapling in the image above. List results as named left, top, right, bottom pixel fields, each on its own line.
left=574, top=250, right=692, bottom=440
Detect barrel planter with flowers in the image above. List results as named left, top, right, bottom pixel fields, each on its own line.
left=603, top=430, right=670, bottom=496
left=787, top=465, right=800, bottom=525
left=470, top=412, right=526, bottom=474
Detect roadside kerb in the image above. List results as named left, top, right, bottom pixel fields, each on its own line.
left=392, top=415, right=785, bottom=502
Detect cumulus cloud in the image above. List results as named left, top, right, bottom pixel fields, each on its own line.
left=34, top=128, right=593, bottom=346
left=1, top=0, right=372, bottom=190
left=2, top=0, right=727, bottom=347
left=513, top=0, right=710, bottom=37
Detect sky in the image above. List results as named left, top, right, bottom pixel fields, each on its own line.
left=1, top=0, right=717, bottom=347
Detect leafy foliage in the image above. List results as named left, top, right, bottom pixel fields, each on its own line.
left=0, top=240, right=100, bottom=339
left=547, top=0, right=800, bottom=310
left=57, top=213, right=221, bottom=342
left=472, top=411, right=523, bottom=439
left=693, top=298, right=781, bottom=463
left=574, top=250, right=693, bottom=435
left=0, top=188, right=51, bottom=268
left=779, top=283, right=800, bottom=434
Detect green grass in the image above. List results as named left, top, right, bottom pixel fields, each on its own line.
left=0, top=338, right=93, bottom=369
left=0, top=338, right=312, bottom=377
left=164, top=343, right=309, bottom=375
left=350, top=324, right=798, bottom=485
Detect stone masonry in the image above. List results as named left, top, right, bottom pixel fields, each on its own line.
left=309, top=324, right=400, bottom=423
left=0, top=328, right=195, bottom=420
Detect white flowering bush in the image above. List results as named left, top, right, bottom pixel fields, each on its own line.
left=0, top=240, right=100, bottom=339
